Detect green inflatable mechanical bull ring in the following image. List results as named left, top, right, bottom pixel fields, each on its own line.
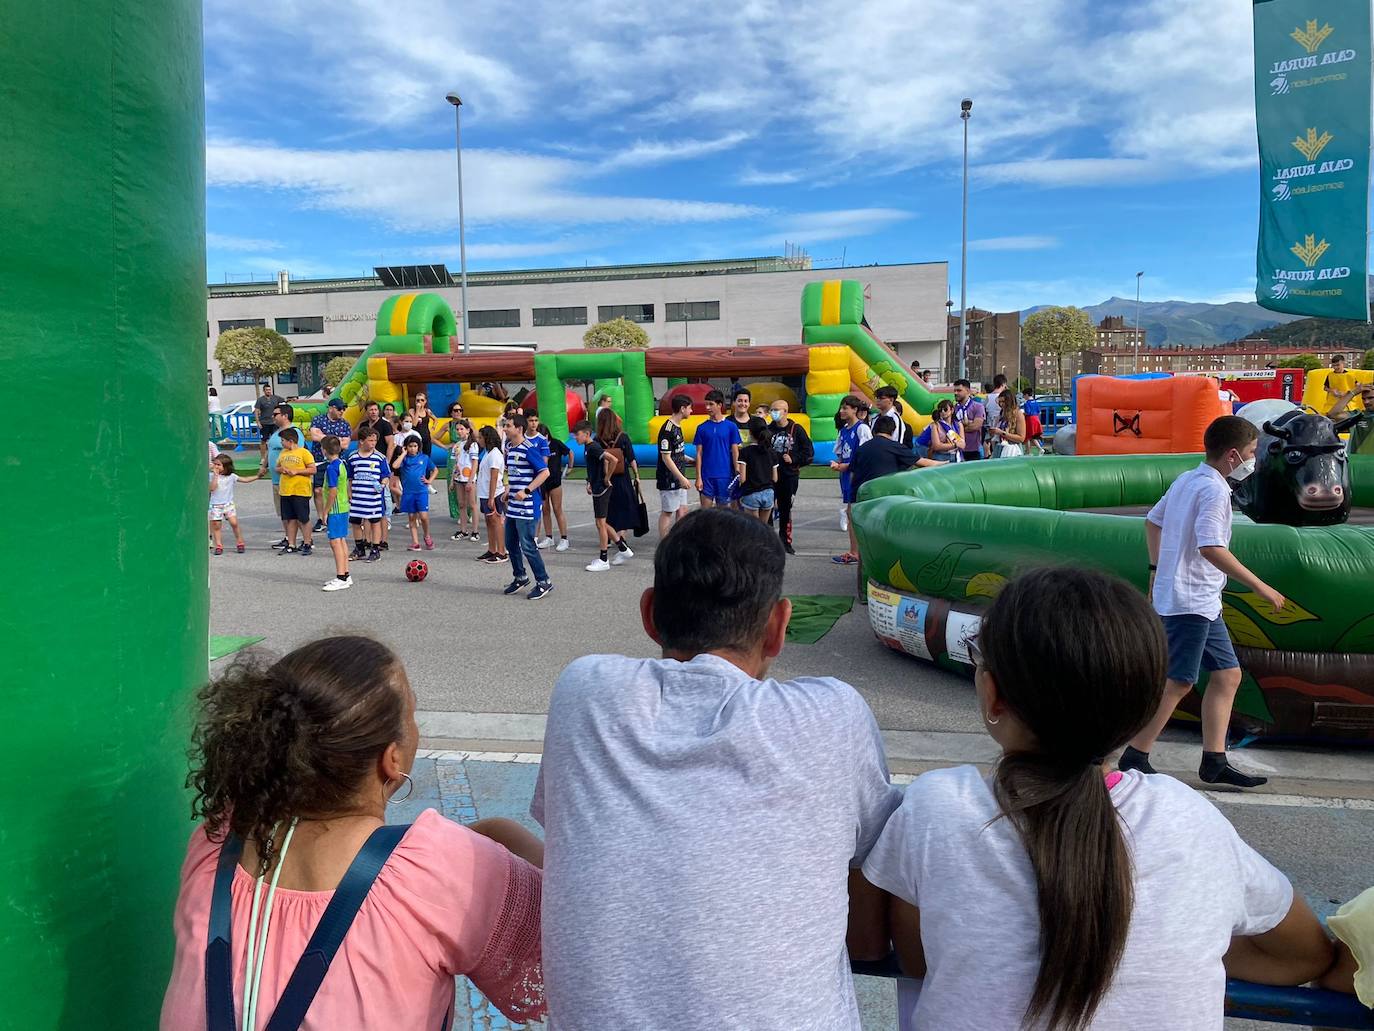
left=852, top=454, right=1374, bottom=743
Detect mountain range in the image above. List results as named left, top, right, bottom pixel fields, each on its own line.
left=1022, top=297, right=1305, bottom=348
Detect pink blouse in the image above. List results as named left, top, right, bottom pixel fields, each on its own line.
left=160, top=808, right=544, bottom=1029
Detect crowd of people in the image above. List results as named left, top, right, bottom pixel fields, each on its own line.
left=162, top=508, right=1361, bottom=1030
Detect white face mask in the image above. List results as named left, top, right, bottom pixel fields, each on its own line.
left=1231, top=456, right=1256, bottom=481
left=402, top=422, right=413, bottom=431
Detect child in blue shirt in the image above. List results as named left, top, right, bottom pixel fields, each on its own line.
left=691, top=389, right=742, bottom=507
left=391, top=436, right=437, bottom=551
left=830, top=395, right=873, bottom=564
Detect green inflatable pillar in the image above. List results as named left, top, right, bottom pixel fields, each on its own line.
left=0, top=2, right=207, bottom=1026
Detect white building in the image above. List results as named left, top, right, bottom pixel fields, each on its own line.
left=207, top=255, right=949, bottom=403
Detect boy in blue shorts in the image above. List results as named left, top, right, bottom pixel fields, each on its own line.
left=830, top=395, right=872, bottom=564
left=692, top=389, right=741, bottom=508
left=1120, top=415, right=1285, bottom=788
left=319, top=435, right=353, bottom=592
left=391, top=436, right=437, bottom=551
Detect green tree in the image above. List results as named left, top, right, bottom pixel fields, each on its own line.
left=1291, top=352, right=1323, bottom=373
left=1021, top=306, right=1094, bottom=395
left=583, top=317, right=650, bottom=350
left=1360, top=347, right=1374, bottom=370
left=214, top=326, right=295, bottom=387
left=322, top=355, right=355, bottom=394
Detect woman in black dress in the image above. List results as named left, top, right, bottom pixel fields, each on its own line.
left=597, top=407, right=640, bottom=562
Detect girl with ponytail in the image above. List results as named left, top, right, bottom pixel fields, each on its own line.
left=160, top=637, right=546, bottom=1028
left=857, top=567, right=1337, bottom=1030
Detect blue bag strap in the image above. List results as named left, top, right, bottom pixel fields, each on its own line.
left=206, top=833, right=246, bottom=1031
left=263, top=823, right=410, bottom=1031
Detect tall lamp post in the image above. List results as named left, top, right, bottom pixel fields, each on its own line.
left=957, top=98, right=973, bottom=382
left=445, top=91, right=471, bottom=354
left=1133, top=270, right=1144, bottom=374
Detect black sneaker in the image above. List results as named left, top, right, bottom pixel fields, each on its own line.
left=367, top=548, right=381, bottom=562
left=352, top=545, right=367, bottom=559
left=278, top=545, right=297, bottom=555
left=468, top=532, right=481, bottom=542
left=482, top=553, right=507, bottom=564
left=379, top=541, right=389, bottom=551
left=299, top=543, right=313, bottom=556
left=451, top=531, right=466, bottom=541
left=474, top=550, right=494, bottom=562
left=1199, top=757, right=1268, bottom=789
left=503, top=577, right=531, bottom=595
left=527, top=581, right=554, bottom=601
left=783, top=542, right=796, bottom=556
left=312, top=519, right=325, bottom=533
left=270, top=537, right=289, bottom=550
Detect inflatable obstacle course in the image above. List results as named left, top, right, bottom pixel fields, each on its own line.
left=852, top=455, right=1374, bottom=742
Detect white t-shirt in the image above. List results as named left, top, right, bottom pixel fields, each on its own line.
left=862, top=765, right=1293, bottom=1031
left=476, top=449, right=505, bottom=500
left=209, top=473, right=237, bottom=507
left=1147, top=463, right=1233, bottom=619
left=533, top=653, right=902, bottom=1031
left=450, top=440, right=478, bottom=482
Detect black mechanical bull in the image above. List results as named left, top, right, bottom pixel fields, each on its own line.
left=1234, top=410, right=1362, bottom=526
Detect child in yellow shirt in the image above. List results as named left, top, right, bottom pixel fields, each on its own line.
left=275, top=427, right=317, bottom=555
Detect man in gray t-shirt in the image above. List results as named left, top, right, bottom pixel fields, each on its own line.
left=533, top=509, right=901, bottom=1030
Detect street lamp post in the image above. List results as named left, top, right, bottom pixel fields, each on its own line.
left=445, top=91, right=471, bottom=354
left=958, top=98, right=972, bottom=383
left=1133, top=270, right=1144, bottom=374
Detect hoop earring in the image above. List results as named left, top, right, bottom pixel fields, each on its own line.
left=385, top=772, right=414, bottom=805
left=983, top=711, right=1000, bottom=727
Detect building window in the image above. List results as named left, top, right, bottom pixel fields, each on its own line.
left=279, top=368, right=298, bottom=384
left=275, top=316, right=324, bottom=335
left=468, top=308, right=521, bottom=329
left=532, top=306, right=588, bottom=327
left=665, top=301, right=721, bottom=322
left=221, top=370, right=259, bottom=385
left=597, top=303, right=655, bottom=324
left=217, top=318, right=265, bottom=333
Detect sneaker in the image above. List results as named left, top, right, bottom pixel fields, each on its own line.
left=503, top=577, right=531, bottom=595
left=386, top=518, right=392, bottom=530
left=352, top=545, right=367, bottom=560
left=270, top=537, right=289, bottom=550
left=423, top=536, right=434, bottom=550
left=474, top=550, right=495, bottom=561
left=783, top=542, right=796, bottom=556
left=428, top=484, right=438, bottom=495
left=278, top=545, right=297, bottom=555
left=367, top=548, right=381, bottom=562
left=1199, top=757, right=1268, bottom=789
left=617, top=544, right=634, bottom=559
left=469, top=532, right=481, bottom=542
left=831, top=553, right=858, bottom=565
left=483, top=552, right=508, bottom=564
left=407, top=543, right=422, bottom=552
left=612, top=551, right=629, bottom=565
left=213, top=546, right=223, bottom=556
left=556, top=538, right=570, bottom=552
left=585, top=558, right=611, bottom=572
left=299, top=543, right=313, bottom=556
left=379, top=541, right=389, bottom=551
left=527, top=581, right=554, bottom=601
left=322, top=577, right=353, bottom=592
left=236, top=543, right=246, bottom=554
left=535, top=536, right=552, bottom=549
left=312, top=519, right=325, bottom=533
left=451, top=531, right=466, bottom=541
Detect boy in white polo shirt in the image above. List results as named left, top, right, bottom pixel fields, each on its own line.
left=1120, top=415, right=1285, bottom=788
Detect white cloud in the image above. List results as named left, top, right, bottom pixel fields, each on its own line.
left=397, top=239, right=594, bottom=261
left=207, top=140, right=764, bottom=231
left=602, top=132, right=751, bottom=170
left=206, top=232, right=283, bottom=251
left=737, top=169, right=803, bottom=186
left=975, top=158, right=1166, bottom=187
left=969, top=235, right=1059, bottom=252
left=744, top=207, right=914, bottom=248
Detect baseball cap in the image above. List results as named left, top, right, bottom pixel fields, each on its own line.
left=327, top=397, right=346, bottom=410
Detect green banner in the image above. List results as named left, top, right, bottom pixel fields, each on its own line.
left=1253, top=0, right=1371, bottom=321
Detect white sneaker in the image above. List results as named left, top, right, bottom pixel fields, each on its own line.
left=585, top=558, right=611, bottom=572
left=555, top=538, right=570, bottom=552
left=612, top=551, right=629, bottom=565
left=322, top=577, right=353, bottom=591
left=428, top=484, right=438, bottom=494
left=535, top=536, right=552, bottom=549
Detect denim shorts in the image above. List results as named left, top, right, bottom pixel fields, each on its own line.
left=739, top=488, right=775, bottom=510
left=1162, top=614, right=1239, bottom=684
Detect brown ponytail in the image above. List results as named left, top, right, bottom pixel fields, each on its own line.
left=981, top=567, right=1165, bottom=1030
left=187, top=636, right=406, bottom=875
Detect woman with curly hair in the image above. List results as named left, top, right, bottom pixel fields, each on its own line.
left=160, top=637, right=545, bottom=1029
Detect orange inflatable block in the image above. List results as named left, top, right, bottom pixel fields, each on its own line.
left=1076, top=376, right=1230, bottom=455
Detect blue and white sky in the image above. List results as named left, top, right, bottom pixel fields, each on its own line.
left=205, top=0, right=1267, bottom=313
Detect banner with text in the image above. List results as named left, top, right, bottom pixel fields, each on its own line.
left=1253, top=0, right=1371, bottom=321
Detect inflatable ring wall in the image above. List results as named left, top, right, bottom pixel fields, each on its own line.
left=852, top=455, right=1374, bottom=743
left=2, top=0, right=208, bottom=1024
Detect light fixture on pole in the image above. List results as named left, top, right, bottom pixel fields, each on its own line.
left=957, top=98, right=973, bottom=382
left=1133, top=270, right=1144, bottom=373
left=445, top=91, right=471, bottom=355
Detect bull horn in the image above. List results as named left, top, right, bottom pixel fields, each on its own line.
left=1262, top=419, right=1292, bottom=440
left=1332, top=412, right=1367, bottom=435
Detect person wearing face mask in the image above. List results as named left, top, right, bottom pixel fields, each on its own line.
left=766, top=400, right=813, bottom=555
left=1119, top=416, right=1285, bottom=789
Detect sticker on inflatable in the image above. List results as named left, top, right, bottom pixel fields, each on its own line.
left=867, top=583, right=932, bottom=660
left=945, top=611, right=983, bottom=666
